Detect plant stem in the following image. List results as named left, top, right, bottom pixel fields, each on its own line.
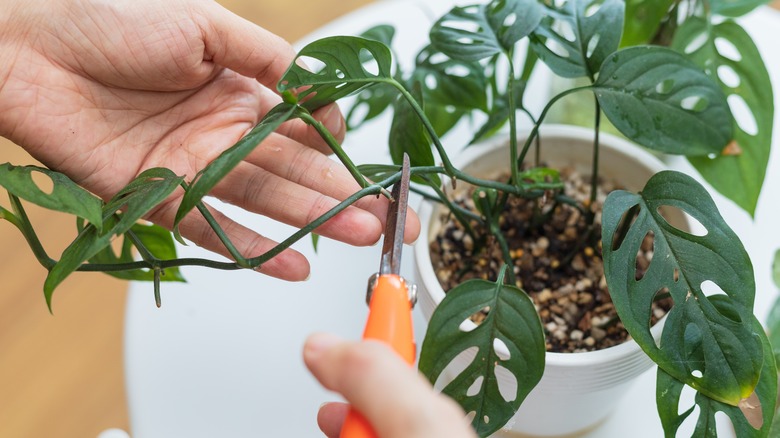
left=6, top=194, right=56, bottom=269
left=517, top=86, right=592, bottom=165
left=297, top=109, right=376, bottom=192
left=246, top=181, right=389, bottom=267
left=76, top=258, right=242, bottom=272
left=506, top=53, right=520, bottom=189
left=389, top=80, right=457, bottom=177
left=194, top=201, right=251, bottom=268
left=587, top=99, right=602, bottom=225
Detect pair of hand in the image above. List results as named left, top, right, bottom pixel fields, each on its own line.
left=0, top=0, right=473, bottom=436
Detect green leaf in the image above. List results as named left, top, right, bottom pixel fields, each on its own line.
left=430, top=0, right=543, bottom=62
left=657, top=305, right=776, bottom=437
left=419, top=267, right=545, bottom=437
left=45, top=168, right=183, bottom=310
left=358, top=24, right=395, bottom=48
left=311, top=233, right=320, bottom=253
left=620, top=0, right=676, bottom=47
left=388, top=84, right=440, bottom=186
left=709, top=0, right=770, bottom=17
left=173, top=103, right=296, bottom=231
left=467, top=77, right=527, bottom=145
left=530, top=0, right=624, bottom=79
left=774, top=250, right=780, bottom=289
left=357, top=164, right=401, bottom=183
left=89, top=222, right=186, bottom=282
left=602, top=170, right=761, bottom=405
left=346, top=82, right=399, bottom=130
left=413, top=45, right=488, bottom=113
left=672, top=18, right=773, bottom=216
left=277, top=36, right=395, bottom=111
left=0, top=163, right=103, bottom=229
left=594, top=46, right=733, bottom=156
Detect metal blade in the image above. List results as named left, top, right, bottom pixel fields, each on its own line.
left=379, top=153, right=411, bottom=275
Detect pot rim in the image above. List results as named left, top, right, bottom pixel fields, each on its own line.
left=413, top=124, right=672, bottom=366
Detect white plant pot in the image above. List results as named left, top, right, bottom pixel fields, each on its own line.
left=414, top=124, right=687, bottom=437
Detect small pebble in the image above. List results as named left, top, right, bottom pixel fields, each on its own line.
left=570, top=330, right=584, bottom=341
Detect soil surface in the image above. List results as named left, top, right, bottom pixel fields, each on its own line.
left=429, top=166, right=671, bottom=353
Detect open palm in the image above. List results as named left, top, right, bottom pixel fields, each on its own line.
left=0, top=0, right=419, bottom=280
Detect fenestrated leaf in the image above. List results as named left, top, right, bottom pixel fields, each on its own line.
left=346, top=82, right=398, bottom=130
left=388, top=84, right=440, bottom=186
left=620, top=0, right=676, bottom=47
left=709, top=0, right=769, bottom=17
left=0, top=164, right=103, bottom=229
left=657, top=304, right=775, bottom=437
left=430, top=0, right=543, bottom=62
left=419, top=267, right=545, bottom=437
left=594, top=46, right=733, bottom=156
left=277, top=36, right=395, bottom=111
left=602, top=170, right=760, bottom=405
left=467, top=75, right=529, bottom=146
left=89, top=222, right=186, bottom=282
left=530, top=0, right=624, bottom=79
left=413, top=45, right=488, bottom=113
left=358, top=24, right=395, bottom=49
left=45, top=168, right=183, bottom=310
left=173, top=103, right=296, bottom=231
left=672, top=18, right=773, bottom=216
left=344, top=25, right=400, bottom=130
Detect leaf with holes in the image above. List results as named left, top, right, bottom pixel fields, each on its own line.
left=173, top=103, right=296, bottom=232
left=45, top=168, right=182, bottom=310
left=594, top=46, right=733, bottom=156
left=672, top=18, right=772, bottom=216
left=0, top=164, right=104, bottom=230
left=468, top=77, right=527, bottom=145
left=418, top=267, right=545, bottom=437
left=89, top=222, right=185, bottom=282
left=277, top=36, right=395, bottom=111
left=346, top=82, right=398, bottom=130
left=345, top=26, right=400, bottom=129
left=709, top=0, right=770, bottom=17
left=358, top=24, right=395, bottom=50
left=657, top=302, right=775, bottom=437
left=530, top=0, right=624, bottom=79
left=413, top=45, right=488, bottom=112
left=602, top=170, right=760, bottom=405
left=430, top=0, right=543, bottom=62
left=620, top=0, right=676, bottom=47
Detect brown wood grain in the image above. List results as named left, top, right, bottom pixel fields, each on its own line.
left=0, top=1, right=372, bottom=437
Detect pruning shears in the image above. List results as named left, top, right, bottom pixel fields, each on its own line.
left=340, top=153, right=417, bottom=438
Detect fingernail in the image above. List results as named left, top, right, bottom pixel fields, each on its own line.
left=304, top=332, right=342, bottom=359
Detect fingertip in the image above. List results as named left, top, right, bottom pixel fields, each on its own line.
left=317, top=402, right=350, bottom=438
left=256, top=248, right=310, bottom=281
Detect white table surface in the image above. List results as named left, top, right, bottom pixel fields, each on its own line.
left=123, top=2, right=780, bottom=437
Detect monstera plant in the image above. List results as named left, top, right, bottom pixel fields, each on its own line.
left=0, top=0, right=775, bottom=436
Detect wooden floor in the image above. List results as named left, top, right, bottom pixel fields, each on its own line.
left=0, top=1, right=371, bottom=437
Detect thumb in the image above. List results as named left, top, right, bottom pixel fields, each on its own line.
left=198, top=2, right=296, bottom=90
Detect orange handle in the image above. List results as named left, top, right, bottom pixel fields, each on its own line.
left=339, top=274, right=415, bottom=438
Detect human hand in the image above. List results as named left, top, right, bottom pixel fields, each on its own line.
left=303, top=333, right=477, bottom=438
left=0, top=0, right=419, bottom=280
